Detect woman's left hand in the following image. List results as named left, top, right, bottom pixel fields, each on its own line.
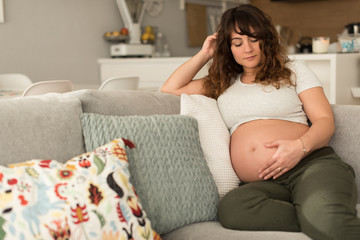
left=258, top=139, right=304, bottom=180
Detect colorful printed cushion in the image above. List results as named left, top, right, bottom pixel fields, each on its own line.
left=180, top=94, right=240, bottom=198
left=0, top=139, right=161, bottom=240
left=81, top=113, right=219, bottom=235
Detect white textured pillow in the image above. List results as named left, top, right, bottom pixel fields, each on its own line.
left=180, top=94, right=240, bottom=198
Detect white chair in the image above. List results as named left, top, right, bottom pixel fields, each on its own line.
left=22, top=80, right=73, bottom=96
left=0, top=73, right=32, bottom=91
left=99, top=76, right=139, bottom=91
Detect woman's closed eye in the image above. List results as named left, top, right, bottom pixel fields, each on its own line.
left=232, top=40, right=243, bottom=47
left=232, top=38, right=258, bottom=47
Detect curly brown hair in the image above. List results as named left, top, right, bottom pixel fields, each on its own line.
left=203, top=4, right=293, bottom=99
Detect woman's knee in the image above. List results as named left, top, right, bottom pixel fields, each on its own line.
left=218, top=183, right=300, bottom=231
left=218, top=187, right=252, bottom=229
left=297, top=194, right=360, bottom=239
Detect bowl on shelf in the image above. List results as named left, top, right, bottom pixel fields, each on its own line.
left=104, top=32, right=130, bottom=43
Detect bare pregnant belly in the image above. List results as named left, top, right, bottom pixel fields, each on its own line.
left=230, top=119, right=309, bottom=182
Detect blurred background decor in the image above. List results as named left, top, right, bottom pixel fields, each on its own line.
left=0, top=0, right=359, bottom=87
left=0, top=0, right=4, bottom=23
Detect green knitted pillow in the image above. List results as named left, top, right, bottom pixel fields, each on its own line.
left=81, top=113, right=219, bottom=235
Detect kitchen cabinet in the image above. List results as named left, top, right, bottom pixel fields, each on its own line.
left=98, top=57, right=209, bottom=91
left=98, top=53, right=360, bottom=104
left=289, top=53, right=360, bottom=105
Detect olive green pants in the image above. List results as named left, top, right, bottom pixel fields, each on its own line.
left=218, top=147, right=360, bottom=240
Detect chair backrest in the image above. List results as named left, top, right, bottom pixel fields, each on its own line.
left=22, top=80, right=73, bottom=96
left=99, top=76, right=139, bottom=91
left=0, top=73, right=33, bottom=91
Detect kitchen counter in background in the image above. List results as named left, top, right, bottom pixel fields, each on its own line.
left=98, top=57, right=209, bottom=91
left=98, top=53, right=360, bottom=104
left=289, top=53, right=360, bottom=105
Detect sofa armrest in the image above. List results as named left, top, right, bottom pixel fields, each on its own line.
left=330, top=104, right=360, bottom=201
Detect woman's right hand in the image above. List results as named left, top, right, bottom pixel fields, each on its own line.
left=161, top=33, right=217, bottom=96
left=201, top=33, right=217, bottom=60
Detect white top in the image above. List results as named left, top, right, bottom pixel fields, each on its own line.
left=217, top=60, right=322, bottom=134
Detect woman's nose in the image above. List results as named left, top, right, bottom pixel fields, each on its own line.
left=244, top=42, right=254, bottom=52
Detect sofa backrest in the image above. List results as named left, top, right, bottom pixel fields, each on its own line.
left=0, top=90, right=180, bottom=166
left=0, top=93, right=85, bottom=165
left=66, top=89, right=180, bottom=116
left=2, top=89, right=359, bottom=193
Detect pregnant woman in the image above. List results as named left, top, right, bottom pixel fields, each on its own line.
left=161, top=4, right=360, bottom=240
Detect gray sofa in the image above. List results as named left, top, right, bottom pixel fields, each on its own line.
left=1, top=89, right=359, bottom=240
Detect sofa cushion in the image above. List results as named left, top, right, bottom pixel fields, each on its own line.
left=81, top=113, right=219, bottom=235
left=162, top=205, right=360, bottom=240
left=0, top=138, right=160, bottom=239
left=161, top=221, right=311, bottom=240
left=0, top=93, right=85, bottom=165
left=66, top=89, right=180, bottom=116
left=180, top=94, right=240, bottom=198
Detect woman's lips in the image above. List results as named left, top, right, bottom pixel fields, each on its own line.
left=244, top=55, right=256, bottom=60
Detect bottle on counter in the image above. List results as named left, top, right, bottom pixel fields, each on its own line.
left=154, top=32, right=164, bottom=57
left=162, top=44, right=171, bottom=57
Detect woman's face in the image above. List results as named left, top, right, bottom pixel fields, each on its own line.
left=230, top=27, right=261, bottom=72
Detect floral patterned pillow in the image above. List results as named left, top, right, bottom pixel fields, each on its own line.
left=0, top=138, right=161, bottom=240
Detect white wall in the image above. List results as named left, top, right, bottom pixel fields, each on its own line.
left=0, top=0, right=202, bottom=85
